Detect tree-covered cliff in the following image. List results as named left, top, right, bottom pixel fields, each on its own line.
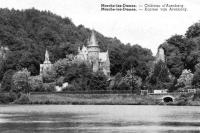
left=161, top=21, right=200, bottom=78
left=0, top=8, right=154, bottom=81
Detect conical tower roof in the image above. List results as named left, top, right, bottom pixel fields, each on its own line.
left=44, top=49, right=51, bottom=64
left=88, top=30, right=98, bottom=47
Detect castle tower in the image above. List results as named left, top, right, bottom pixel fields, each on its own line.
left=44, top=50, right=50, bottom=63
left=87, top=30, right=100, bottom=72
left=40, top=49, right=52, bottom=75
left=155, top=47, right=165, bottom=63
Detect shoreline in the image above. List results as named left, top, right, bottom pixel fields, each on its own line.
left=9, top=93, right=200, bottom=106
left=1, top=93, right=200, bottom=106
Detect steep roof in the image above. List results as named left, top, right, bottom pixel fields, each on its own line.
left=44, top=49, right=51, bottom=64
left=88, top=30, right=98, bottom=47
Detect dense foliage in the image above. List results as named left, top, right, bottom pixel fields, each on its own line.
left=0, top=8, right=153, bottom=82
left=148, top=61, right=172, bottom=91
left=2, top=8, right=200, bottom=95
left=162, top=23, right=200, bottom=78
left=12, top=68, right=30, bottom=94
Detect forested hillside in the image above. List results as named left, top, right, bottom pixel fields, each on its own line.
left=161, top=22, right=200, bottom=78
left=0, top=8, right=154, bottom=81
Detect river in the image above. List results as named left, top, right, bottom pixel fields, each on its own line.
left=0, top=105, right=200, bottom=133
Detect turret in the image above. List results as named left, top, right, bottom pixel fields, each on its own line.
left=44, top=49, right=51, bottom=64
left=155, top=47, right=165, bottom=63
left=87, top=30, right=100, bottom=72
left=40, top=49, right=52, bottom=75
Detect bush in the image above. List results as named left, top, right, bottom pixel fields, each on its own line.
left=9, top=92, right=18, bottom=101
left=117, top=81, right=130, bottom=90
left=1, top=69, right=16, bottom=92
left=42, top=68, right=57, bottom=83
left=0, top=93, right=15, bottom=104
left=89, top=71, right=108, bottom=90
left=29, top=76, right=43, bottom=92
left=12, top=68, right=30, bottom=93
left=193, top=90, right=200, bottom=101
left=109, top=73, right=122, bottom=90
left=13, top=94, right=30, bottom=104
left=56, top=76, right=64, bottom=86
left=43, top=82, right=56, bottom=92
left=192, top=70, right=200, bottom=87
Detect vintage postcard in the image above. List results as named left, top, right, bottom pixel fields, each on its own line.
left=0, top=0, right=200, bottom=132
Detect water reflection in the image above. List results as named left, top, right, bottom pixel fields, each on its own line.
left=0, top=105, right=200, bottom=133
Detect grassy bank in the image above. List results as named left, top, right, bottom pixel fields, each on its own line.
left=3, top=92, right=200, bottom=105
left=27, top=93, right=159, bottom=105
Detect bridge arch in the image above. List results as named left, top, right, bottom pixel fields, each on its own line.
left=162, top=95, right=175, bottom=103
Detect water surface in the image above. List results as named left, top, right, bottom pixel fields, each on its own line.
left=0, top=105, right=200, bottom=133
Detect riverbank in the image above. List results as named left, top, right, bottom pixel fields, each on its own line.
left=2, top=93, right=200, bottom=105
left=27, top=93, right=159, bottom=105
left=22, top=93, right=200, bottom=106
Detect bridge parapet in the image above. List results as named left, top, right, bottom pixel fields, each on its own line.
left=148, top=93, right=182, bottom=102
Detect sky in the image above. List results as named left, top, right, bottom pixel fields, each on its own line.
left=0, top=0, right=200, bottom=55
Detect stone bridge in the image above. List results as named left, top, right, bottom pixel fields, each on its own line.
left=148, top=93, right=182, bottom=103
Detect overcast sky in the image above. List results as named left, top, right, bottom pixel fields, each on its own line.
left=1, top=0, right=200, bottom=55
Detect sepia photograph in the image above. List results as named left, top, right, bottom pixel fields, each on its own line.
left=0, top=0, right=200, bottom=132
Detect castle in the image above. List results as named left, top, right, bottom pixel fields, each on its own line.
left=75, top=30, right=110, bottom=77
left=40, top=30, right=110, bottom=77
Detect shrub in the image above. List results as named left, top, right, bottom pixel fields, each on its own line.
left=0, top=93, right=14, bottom=104
left=109, top=72, right=122, bottom=90
left=29, top=76, right=43, bottom=92
left=89, top=71, right=108, bottom=90
left=42, top=68, right=57, bottom=83
left=9, top=92, right=18, bottom=101
left=177, top=69, right=193, bottom=88
left=117, top=81, right=130, bottom=90
left=1, top=69, right=16, bottom=92
left=43, top=82, right=56, bottom=92
left=12, top=68, right=30, bottom=94
left=13, top=94, right=30, bottom=104
left=56, top=76, right=65, bottom=86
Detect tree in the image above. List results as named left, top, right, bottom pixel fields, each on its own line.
left=177, top=69, right=193, bottom=88
left=162, top=35, right=197, bottom=77
left=64, top=63, right=93, bottom=91
left=186, top=22, right=200, bottom=38
left=192, top=69, right=200, bottom=87
left=123, top=69, right=142, bottom=93
left=53, top=58, right=71, bottom=77
left=11, top=68, right=30, bottom=94
left=42, top=67, right=57, bottom=83
left=89, top=71, right=108, bottom=91
left=28, top=75, right=43, bottom=92
left=109, top=72, right=123, bottom=90
left=148, top=61, right=171, bottom=90
left=1, top=69, right=16, bottom=92
left=151, top=61, right=170, bottom=83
